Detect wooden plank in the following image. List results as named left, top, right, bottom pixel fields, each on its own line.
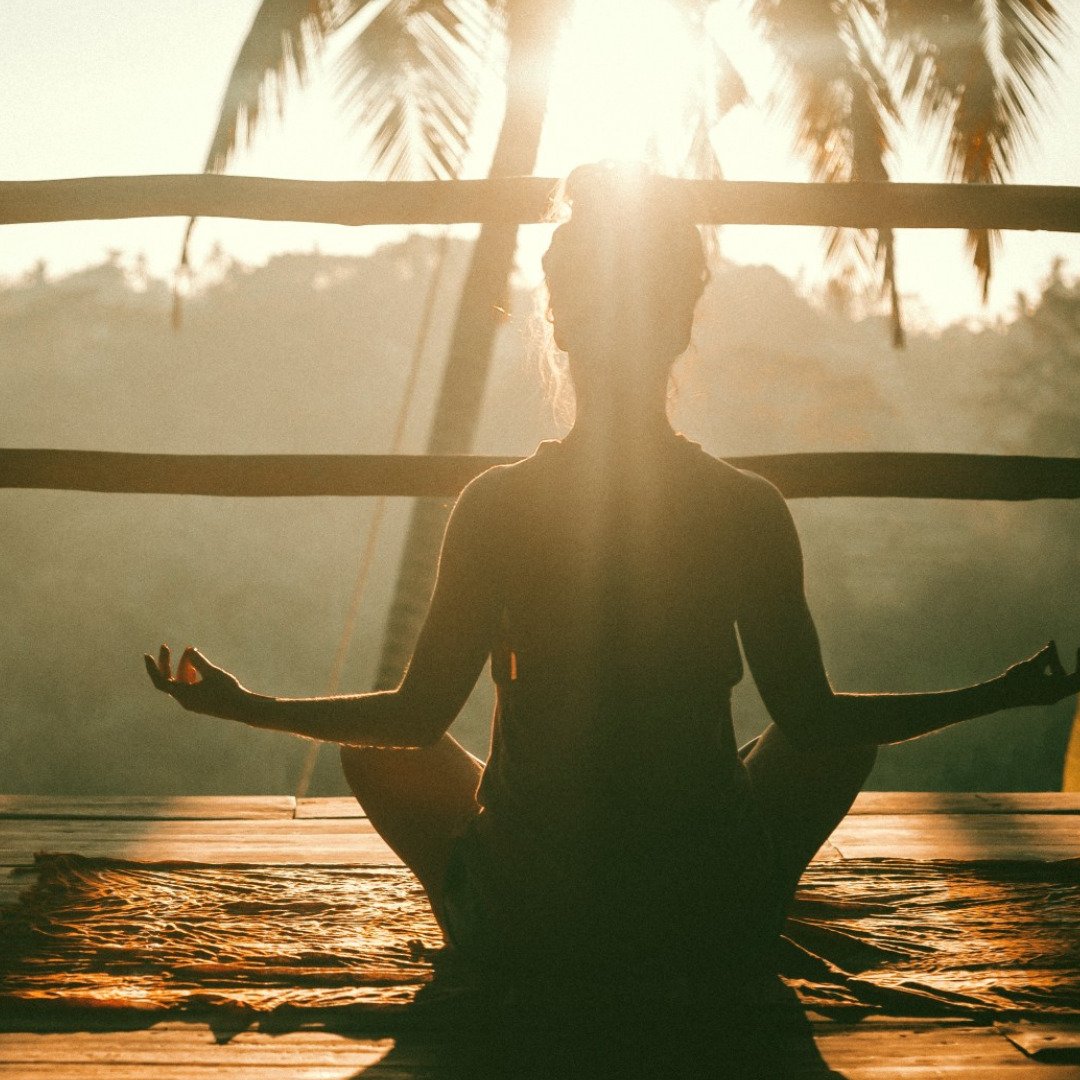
left=2, top=794, right=1074, bottom=822
left=815, top=1022, right=1075, bottom=1070
left=0, top=812, right=850, bottom=867
left=1000, top=1024, right=1080, bottom=1062
left=0, top=1029, right=395, bottom=1067
left=295, top=798, right=364, bottom=819
left=5, top=175, right=1080, bottom=232
left=0, top=1022, right=1077, bottom=1074
left=851, top=793, right=991, bottom=815
left=0, top=1067, right=388, bottom=1079
left=0, top=450, right=515, bottom=499
left=2, top=1026, right=1079, bottom=1079
left=3, top=1064, right=1077, bottom=1079
left=830, top=813, right=1080, bottom=861
left=827, top=1067, right=1080, bottom=1077
left=0, top=819, right=400, bottom=867
left=0, top=796, right=295, bottom=821
left=4, top=802, right=1079, bottom=865
left=5, top=794, right=1072, bottom=823
left=307, top=792, right=1080, bottom=819
left=978, top=793, right=1080, bottom=814
left=3, top=449, right=1079, bottom=501
left=5, top=804, right=1079, bottom=864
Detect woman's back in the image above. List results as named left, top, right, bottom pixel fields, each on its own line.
left=451, top=432, right=781, bottom=972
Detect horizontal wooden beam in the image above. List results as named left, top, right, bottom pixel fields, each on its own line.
left=2, top=449, right=1078, bottom=500
left=3, top=175, right=1080, bottom=231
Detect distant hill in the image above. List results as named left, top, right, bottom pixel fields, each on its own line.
left=1, top=241, right=1076, bottom=794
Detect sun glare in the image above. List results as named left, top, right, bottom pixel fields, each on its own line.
left=541, top=0, right=702, bottom=172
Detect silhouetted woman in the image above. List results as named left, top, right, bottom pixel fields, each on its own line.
left=147, top=164, right=1079, bottom=986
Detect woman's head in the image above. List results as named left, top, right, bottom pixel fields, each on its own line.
left=540, top=163, right=709, bottom=416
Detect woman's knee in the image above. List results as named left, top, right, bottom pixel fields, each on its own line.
left=746, top=726, right=877, bottom=813
left=748, top=724, right=876, bottom=771
left=339, top=744, right=396, bottom=800
left=832, top=741, right=877, bottom=783
left=338, top=743, right=368, bottom=778
left=802, top=740, right=877, bottom=795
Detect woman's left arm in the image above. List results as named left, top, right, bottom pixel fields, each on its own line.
left=145, top=475, right=500, bottom=748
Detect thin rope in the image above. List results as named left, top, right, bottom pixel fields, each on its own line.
left=293, top=232, right=452, bottom=801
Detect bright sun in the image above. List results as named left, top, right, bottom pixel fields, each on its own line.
left=520, top=1, right=823, bottom=296
left=542, top=0, right=703, bottom=172
left=540, top=1, right=777, bottom=180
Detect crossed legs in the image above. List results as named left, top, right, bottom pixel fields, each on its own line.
left=739, top=723, right=877, bottom=905
left=341, top=722, right=877, bottom=937
left=339, top=734, right=482, bottom=923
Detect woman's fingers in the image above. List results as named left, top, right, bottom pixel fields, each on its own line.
left=144, top=653, right=168, bottom=690
left=1033, top=641, right=1080, bottom=702
left=185, top=646, right=212, bottom=675
left=146, top=643, right=198, bottom=693
left=145, top=643, right=242, bottom=721
left=147, top=644, right=217, bottom=686
left=1004, top=641, right=1080, bottom=707
left=178, top=646, right=201, bottom=685
left=1043, top=640, right=1066, bottom=678
left=145, top=648, right=186, bottom=700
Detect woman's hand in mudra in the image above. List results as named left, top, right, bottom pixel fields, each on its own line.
left=144, top=644, right=248, bottom=722
left=1001, top=641, right=1080, bottom=709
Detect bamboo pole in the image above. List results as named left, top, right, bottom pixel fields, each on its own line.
left=2, top=449, right=1079, bottom=500
left=4, top=175, right=1080, bottom=231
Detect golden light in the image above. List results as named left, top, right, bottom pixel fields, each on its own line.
left=542, top=0, right=703, bottom=172
left=538, top=1, right=790, bottom=189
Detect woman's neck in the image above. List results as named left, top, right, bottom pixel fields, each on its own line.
left=562, top=349, right=677, bottom=451
left=564, top=399, right=676, bottom=451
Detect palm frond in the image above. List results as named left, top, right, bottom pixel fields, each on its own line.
left=850, top=20, right=905, bottom=345
left=335, top=0, right=500, bottom=180
left=886, top=0, right=1062, bottom=298
left=680, top=32, right=747, bottom=176
left=203, top=0, right=350, bottom=174
left=176, top=0, right=496, bottom=324
left=176, top=0, right=355, bottom=300
left=753, top=0, right=904, bottom=343
left=752, top=1, right=854, bottom=179
left=680, top=33, right=748, bottom=264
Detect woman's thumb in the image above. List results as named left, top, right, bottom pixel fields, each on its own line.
left=178, top=646, right=205, bottom=684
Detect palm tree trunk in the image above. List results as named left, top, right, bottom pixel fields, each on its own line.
left=374, top=0, right=568, bottom=691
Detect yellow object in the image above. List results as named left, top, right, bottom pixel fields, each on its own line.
left=1062, top=701, right=1080, bottom=792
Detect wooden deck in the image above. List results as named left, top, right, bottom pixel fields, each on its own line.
left=2, top=793, right=1080, bottom=1078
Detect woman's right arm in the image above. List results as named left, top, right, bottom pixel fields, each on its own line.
left=734, top=476, right=1080, bottom=748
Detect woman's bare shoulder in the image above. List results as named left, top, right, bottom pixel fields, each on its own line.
left=455, top=439, right=559, bottom=511
left=689, top=442, right=787, bottom=510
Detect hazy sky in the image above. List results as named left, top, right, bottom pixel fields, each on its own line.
left=4, top=0, right=1080, bottom=328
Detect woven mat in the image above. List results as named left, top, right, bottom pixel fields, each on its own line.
left=2, top=854, right=1079, bottom=1019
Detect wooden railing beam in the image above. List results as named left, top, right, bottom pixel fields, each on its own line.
left=2, top=449, right=1079, bottom=501
left=3, top=175, right=1080, bottom=232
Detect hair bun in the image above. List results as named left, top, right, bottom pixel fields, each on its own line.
left=564, top=162, right=648, bottom=215
left=560, top=162, right=693, bottom=232
left=542, top=161, right=709, bottom=347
